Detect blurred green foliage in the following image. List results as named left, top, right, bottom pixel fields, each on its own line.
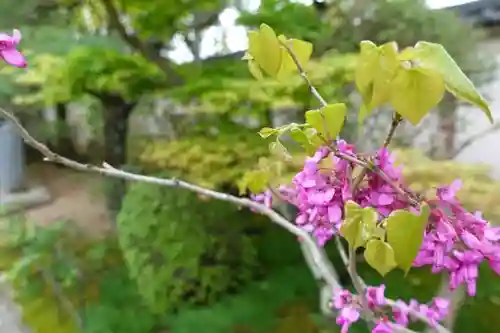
left=116, top=176, right=262, bottom=314
left=0, top=217, right=159, bottom=333
left=134, top=131, right=270, bottom=189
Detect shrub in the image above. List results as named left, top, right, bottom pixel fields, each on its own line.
left=134, top=132, right=270, bottom=190
left=117, top=176, right=261, bottom=313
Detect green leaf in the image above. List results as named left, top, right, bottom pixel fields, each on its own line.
left=370, top=42, right=400, bottom=109
left=364, top=239, right=397, bottom=276
left=304, top=128, right=323, bottom=151
left=373, top=226, right=386, bottom=240
left=258, top=127, right=277, bottom=138
left=6, top=253, right=41, bottom=281
left=289, top=127, right=314, bottom=154
left=390, top=66, right=445, bottom=125
left=340, top=201, right=378, bottom=250
left=305, top=109, right=324, bottom=136
left=248, top=60, right=264, bottom=80
left=410, top=41, right=493, bottom=123
left=355, top=40, right=379, bottom=99
left=355, top=41, right=400, bottom=117
left=321, top=103, right=346, bottom=139
left=241, top=52, right=253, bottom=61
left=269, top=141, right=291, bottom=160
left=289, top=127, right=308, bottom=145
left=238, top=170, right=269, bottom=194
left=277, top=37, right=313, bottom=79
left=386, top=203, right=430, bottom=274
left=248, top=24, right=282, bottom=77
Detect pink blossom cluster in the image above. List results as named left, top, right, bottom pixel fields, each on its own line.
left=414, top=179, right=500, bottom=296
left=275, top=140, right=410, bottom=246
left=332, top=284, right=449, bottom=333
left=251, top=141, right=500, bottom=295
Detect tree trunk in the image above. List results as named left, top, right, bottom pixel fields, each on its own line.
left=432, top=94, right=457, bottom=160
left=100, top=94, right=136, bottom=218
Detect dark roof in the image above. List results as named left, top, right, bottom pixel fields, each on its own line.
left=448, top=0, right=500, bottom=26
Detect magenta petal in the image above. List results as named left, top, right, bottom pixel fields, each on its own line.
left=328, top=205, right=342, bottom=223
left=450, top=179, right=463, bottom=194
left=0, top=33, right=10, bottom=42
left=0, top=48, right=26, bottom=67
left=377, top=193, right=394, bottom=205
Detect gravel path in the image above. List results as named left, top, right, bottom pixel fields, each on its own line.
left=0, top=276, right=30, bottom=333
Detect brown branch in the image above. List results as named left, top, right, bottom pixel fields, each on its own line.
left=99, top=0, right=183, bottom=86
left=383, top=113, right=403, bottom=148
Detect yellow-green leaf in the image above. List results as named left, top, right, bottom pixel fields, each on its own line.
left=389, top=66, right=445, bottom=125
left=250, top=24, right=282, bottom=77
left=277, top=37, right=313, bottom=80
left=340, top=201, right=378, bottom=250
left=269, top=141, right=291, bottom=160
left=258, top=127, right=277, bottom=138
left=364, top=239, right=397, bottom=276
left=370, top=42, right=400, bottom=109
left=321, top=103, right=346, bottom=139
left=304, top=128, right=323, bottom=151
left=238, top=170, right=269, bottom=194
left=305, top=109, right=324, bottom=136
left=248, top=60, right=264, bottom=80
left=248, top=171, right=269, bottom=193
left=355, top=41, right=400, bottom=116
left=386, top=203, right=430, bottom=274
left=355, top=40, right=379, bottom=98
left=289, top=127, right=314, bottom=154
left=411, top=41, right=493, bottom=123
left=247, top=31, right=260, bottom=60
left=241, top=52, right=253, bottom=61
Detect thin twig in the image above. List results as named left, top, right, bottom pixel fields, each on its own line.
left=383, top=113, right=403, bottom=148
left=278, top=40, right=327, bottom=108
left=351, top=112, right=405, bottom=198
left=348, top=247, right=371, bottom=314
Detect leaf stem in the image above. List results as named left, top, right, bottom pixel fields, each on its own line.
left=383, top=112, right=403, bottom=148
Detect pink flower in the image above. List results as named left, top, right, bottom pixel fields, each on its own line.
left=0, top=29, right=26, bottom=68
left=365, top=284, right=386, bottom=307
left=372, top=320, right=392, bottom=333
left=337, top=307, right=360, bottom=333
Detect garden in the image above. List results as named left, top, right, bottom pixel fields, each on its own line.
left=0, top=1, right=500, bottom=333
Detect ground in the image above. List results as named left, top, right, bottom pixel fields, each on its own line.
left=23, top=163, right=113, bottom=236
